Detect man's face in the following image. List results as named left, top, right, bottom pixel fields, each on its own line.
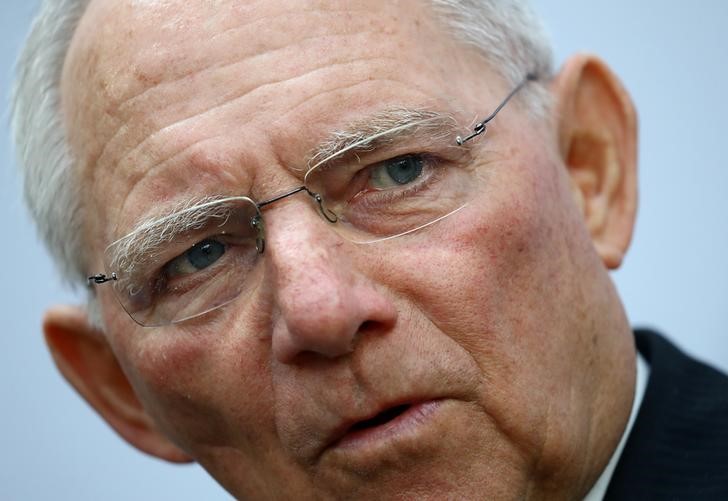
left=61, top=0, right=635, bottom=498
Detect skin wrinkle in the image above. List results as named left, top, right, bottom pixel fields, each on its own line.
left=406, top=290, right=489, bottom=400
left=305, top=111, right=459, bottom=171
left=87, top=4, right=465, bottom=185
left=268, top=77, right=448, bottom=169
left=98, top=134, right=235, bottom=249
left=57, top=0, right=638, bottom=498
left=205, top=6, right=374, bottom=44
left=332, top=190, right=545, bottom=474
left=113, top=28, right=389, bottom=149
left=382, top=137, right=568, bottom=472
left=103, top=106, right=459, bottom=271
left=95, top=55, right=408, bottom=213
left=108, top=195, right=241, bottom=275
left=150, top=10, right=374, bottom=87
left=81, top=13, right=460, bottom=250
left=127, top=296, right=272, bottom=447
left=95, top=5, right=414, bottom=152
left=87, top=17, right=415, bottom=198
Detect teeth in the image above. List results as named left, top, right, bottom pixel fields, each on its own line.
left=350, top=404, right=410, bottom=431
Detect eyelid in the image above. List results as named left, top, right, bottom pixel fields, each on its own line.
left=311, top=128, right=464, bottom=173
left=347, top=154, right=444, bottom=206
left=161, top=230, right=250, bottom=277
left=152, top=234, right=257, bottom=300
left=164, top=239, right=221, bottom=279
left=106, top=197, right=250, bottom=273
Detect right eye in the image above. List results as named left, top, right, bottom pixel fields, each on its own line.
left=164, top=238, right=226, bottom=279
left=368, top=154, right=426, bottom=189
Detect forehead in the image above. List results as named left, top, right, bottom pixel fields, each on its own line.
left=62, top=0, right=499, bottom=248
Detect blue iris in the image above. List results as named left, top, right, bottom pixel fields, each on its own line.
left=186, top=239, right=225, bottom=270
left=386, top=156, right=423, bottom=184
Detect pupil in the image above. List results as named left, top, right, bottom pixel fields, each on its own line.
left=386, top=156, right=423, bottom=184
left=187, top=239, right=225, bottom=270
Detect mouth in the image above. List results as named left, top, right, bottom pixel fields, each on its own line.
left=326, top=400, right=443, bottom=453
left=348, top=404, right=411, bottom=432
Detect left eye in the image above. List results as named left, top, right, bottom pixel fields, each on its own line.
left=369, top=155, right=425, bottom=189
left=164, top=239, right=226, bottom=279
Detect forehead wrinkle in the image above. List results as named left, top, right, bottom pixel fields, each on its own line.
left=98, top=52, right=400, bottom=193
left=118, top=22, right=376, bottom=124
left=98, top=2, right=368, bottom=104
left=78, top=0, right=466, bottom=268
left=86, top=5, right=402, bottom=190
left=93, top=3, right=403, bottom=179
left=108, top=76, right=435, bottom=230
left=94, top=50, right=390, bottom=199
left=111, top=2, right=389, bottom=111
left=102, top=76, right=432, bottom=258
left=110, top=111, right=460, bottom=273
left=105, top=132, right=242, bottom=245
left=107, top=100, right=453, bottom=251
left=263, top=66, right=462, bottom=172
left=206, top=5, right=372, bottom=44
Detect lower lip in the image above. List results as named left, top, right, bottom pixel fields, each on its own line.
left=332, top=399, right=444, bottom=452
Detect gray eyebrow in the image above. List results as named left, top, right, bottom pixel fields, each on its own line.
left=108, top=195, right=241, bottom=275
left=108, top=108, right=460, bottom=274
left=305, top=108, right=460, bottom=171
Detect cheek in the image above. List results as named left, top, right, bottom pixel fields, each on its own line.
left=461, top=160, right=588, bottom=374
left=389, top=156, right=566, bottom=343
left=105, top=302, right=277, bottom=455
left=380, top=155, right=589, bottom=445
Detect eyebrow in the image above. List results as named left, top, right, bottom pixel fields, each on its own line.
left=306, top=107, right=460, bottom=170
left=109, top=195, right=240, bottom=275
left=109, top=108, right=460, bottom=273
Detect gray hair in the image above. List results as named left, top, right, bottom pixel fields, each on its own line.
left=430, top=0, right=553, bottom=111
left=11, top=0, right=553, bottom=327
left=11, top=0, right=91, bottom=287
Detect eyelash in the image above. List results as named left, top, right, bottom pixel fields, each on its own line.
left=127, top=150, right=454, bottom=296
left=347, top=153, right=446, bottom=208
left=156, top=248, right=223, bottom=296
left=155, top=236, right=246, bottom=297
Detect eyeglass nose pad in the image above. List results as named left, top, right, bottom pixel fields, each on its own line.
left=312, top=192, right=338, bottom=223
left=251, top=213, right=266, bottom=253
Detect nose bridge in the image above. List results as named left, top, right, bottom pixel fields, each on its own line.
left=263, top=201, right=396, bottom=363
left=258, top=185, right=336, bottom=225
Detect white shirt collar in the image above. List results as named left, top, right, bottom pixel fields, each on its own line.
left=583, top=352, right=650, bottom=501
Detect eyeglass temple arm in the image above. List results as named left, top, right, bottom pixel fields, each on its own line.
left=88, top=77, right=525, bottom=288
left=88, top=272, right=117, bottom=286
left=456, top=72, right=538, bottom=146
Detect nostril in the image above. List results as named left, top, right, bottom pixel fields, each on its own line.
left=359, top=320, right=378, bottom=333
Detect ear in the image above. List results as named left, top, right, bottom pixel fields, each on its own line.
left=43, top=305, right=192, bottom=463
left=552, top=54, right=638, bottom=269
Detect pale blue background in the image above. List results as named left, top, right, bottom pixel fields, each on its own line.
left=1, top=1, right=726, bottom=499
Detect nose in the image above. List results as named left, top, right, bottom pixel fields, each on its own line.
left=264, top=202, right=397, bottom=364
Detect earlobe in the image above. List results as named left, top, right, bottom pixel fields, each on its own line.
left=43, top=305, right=193, bottom=463
left=552, top=54, right=638, bottom=269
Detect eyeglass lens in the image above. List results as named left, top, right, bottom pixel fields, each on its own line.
left=101, top=73, right=535, bottom=326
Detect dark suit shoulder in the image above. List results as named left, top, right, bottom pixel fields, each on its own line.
left=605, top=329, right=728, bottom=500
